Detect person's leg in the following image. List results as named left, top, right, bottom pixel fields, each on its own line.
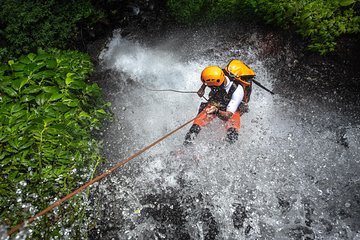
left=184, top=105, right=216, bottom=145
left=184, top=124, right=201, bottom=145
left=225, top=111, right=240, bottom=144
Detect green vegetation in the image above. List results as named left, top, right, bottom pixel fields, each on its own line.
left=166, top=0, right=360, bottom=54
left=248, top=0, right=360, bottom=54
left=0, top=50, right=110, bottom=238
left=0, top=1, right=113, bottom=238
left=0, top=0, right=103, bottom=62
left=166, top=0, right=242, bottom=23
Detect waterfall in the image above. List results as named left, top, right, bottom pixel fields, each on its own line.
left=89, top=26, right=360, bottom=240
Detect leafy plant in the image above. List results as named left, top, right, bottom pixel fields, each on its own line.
left=166, top=0, right=243, bottom=23
left=166, top=0, right=360, bottom=54
left=244, top=0, right=360, bottom=54
left=0, top=0, right=104, bottom=62
left=166, top=0, right=206, bottom=23
left=0, top=49, right=110, bottom=238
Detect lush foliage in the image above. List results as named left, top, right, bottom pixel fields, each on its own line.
left=246, top=0, right=360, bottom=54
left=0, top=0, right=103, bottom=62
left=166, top=0, right=360, bottom=54
left=166, top=0, right=242, bottom=23
left=166, top=0, right=205, bottom=23
left=0, top=50, right=110, bottom=238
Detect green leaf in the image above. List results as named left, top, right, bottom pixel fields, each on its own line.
left=52, top=102, right=70, bottom=112
left=8, top=170, right=19, bottom=181
left=95, top=109, right=106, bottom=115
left=32, top=70, right=56, bottom=80
left=2, top=86, right=17, bottom=97
left=79, top=111, right=90, bottom=119
left=44, top=106, right=60, bottom=117
left=85, top=83, right=101, bottom=96
left=8, top=139, right=20, bottom=149
left=65, top=77, right=74, bottom=85
left=12, top=63, right=26, bottom=71
left=67, top=80, right=86, bottom=90
left=27, top=53, right=37, bottom=62
left=43, top=117, right=56, bottom=125
left=8, top=60, right=14, bottom=66
left=42, top=86, right=59, bottom=94
left=0, top=151, right=7, bottom=160
left=11, top=78, right=28, bottom=91
left=20, top=95, right=35, bottom=102
left=66, top=72, right=75, bottom=78
left=10, top=103, right=24, bottom=114
left=22, top=85, right=42, bottom=94
left=1, top=157, right=13, bottom=166
left=19, top=140, right=34, bottom=150
left=46, top=59, right=57, bottom=69
left=49, top=93, right=64, bottom=102
left=35, top=93, right=51, bottom=106
left=63, top=98, right=79, bottom=107
left=340, top=0, right=355, bottom=6
left=0, top=65, right=9, bottom=76
left=10, top=109, right=26, bottom=120
left=19, top=55, right=31, bottom=64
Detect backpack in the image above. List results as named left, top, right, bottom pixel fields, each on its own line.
left=223, top=59, right=256, bottom=87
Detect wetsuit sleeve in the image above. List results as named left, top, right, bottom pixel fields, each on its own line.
left=226, top=85, right=244, bottom=113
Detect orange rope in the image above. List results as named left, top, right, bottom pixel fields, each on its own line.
left=7, top=116, right=196, bottom=236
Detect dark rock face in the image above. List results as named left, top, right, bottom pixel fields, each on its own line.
left=232, top=204, right=247, bottom=229
left=82, top=0, right=169, bottom=44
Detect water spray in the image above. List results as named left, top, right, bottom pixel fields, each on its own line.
left=253, top=79, right=275, bottom=95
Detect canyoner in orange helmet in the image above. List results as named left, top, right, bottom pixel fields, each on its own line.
left=184, top=65, right=245, bottom=145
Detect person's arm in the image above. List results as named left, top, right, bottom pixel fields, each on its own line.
left=216, top=109, right=233, bottom=121
left=197, top=83, right=206, bottom=97
left=206, top=85, right=244, bottom=121
left=205, top=105, right=233, bottom=121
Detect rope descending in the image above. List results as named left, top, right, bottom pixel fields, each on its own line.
left=7, top=116, right=197, bottom=237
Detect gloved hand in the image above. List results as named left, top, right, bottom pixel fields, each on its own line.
left=206, top=105, right=219, bottom=115
left=197, top=84, right=206, bottom=98
left=197, top=88, right=205, bottom=98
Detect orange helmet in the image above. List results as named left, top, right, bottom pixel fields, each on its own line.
left=201, top=66, right=225, bottom=87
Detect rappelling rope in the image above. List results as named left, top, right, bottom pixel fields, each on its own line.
left=7, top=116, right=197, bottom=237
left=143, top=86, right=197, bottom=94
left=140, top=84, right=209, bottom=101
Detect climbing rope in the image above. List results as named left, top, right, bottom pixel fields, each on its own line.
left=7, top=116, right=197, bottom=237
left=143, top=86, right=197, bottom=94
left=141, top=84, right=209, bottom=101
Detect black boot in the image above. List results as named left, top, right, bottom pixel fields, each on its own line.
left=226, top=127, right=238, bottom=144
left=184, top=124, right=201, bottom=146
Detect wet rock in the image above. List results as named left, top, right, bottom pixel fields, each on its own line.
left=259, top=221, right=276, bottom=239
left=139, top=191, right=190, bottom=239
left=276, top=225, right=315, bottom=240
left=319, top=218, right=333, bottom=233
left=302, top=198, right=314, bottom=227
left=137, top=189, right=221, bottom=239
left=277, top=196, right=291, bottom=213
left=201, top=208, right=219, bottom=240
left=232, top=204, right=247, bottom=229
left=124, top=4, right=140, bottom=16
left=336, top=127, right=349, bottom=148
left=245, top=225, right=253, bottom=235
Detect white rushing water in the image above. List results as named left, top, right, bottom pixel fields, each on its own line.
left=91, top=26, right=360, bottom=240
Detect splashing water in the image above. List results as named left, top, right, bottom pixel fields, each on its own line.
left=90, top=26, right=360, bottom=240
